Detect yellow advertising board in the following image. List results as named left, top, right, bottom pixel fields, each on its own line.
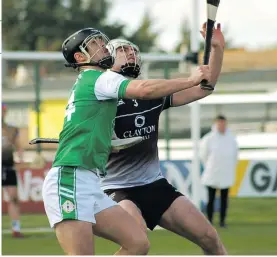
left=29, top=100, right=67, bottom=139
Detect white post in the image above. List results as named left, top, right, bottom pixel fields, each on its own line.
left=178, top=44, right=188, bottom=73
left=190, top=0, right=200, bottom=55
left=190, top=102, right=201, bottom=209
left=142, top=62, right=150, bottom=79
left=190, top=0, right=201, bottom=209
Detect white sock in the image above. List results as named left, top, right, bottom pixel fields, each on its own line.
left=12, top=220, right=21, bottom=232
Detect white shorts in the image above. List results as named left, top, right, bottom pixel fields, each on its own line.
left=42, top=166, right=117, bottom=228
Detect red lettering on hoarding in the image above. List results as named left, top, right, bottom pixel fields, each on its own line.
left=2, top=162, right=52, bottom=214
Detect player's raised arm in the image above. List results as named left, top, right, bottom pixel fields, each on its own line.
left=103, top=38, right=212, bottom=101
left=124, top=65, right=211, bottom=100
left=171, top=23, right=225, bottom=107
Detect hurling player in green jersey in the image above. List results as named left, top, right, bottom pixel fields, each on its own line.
left=42, top=27, right=212, bottom=255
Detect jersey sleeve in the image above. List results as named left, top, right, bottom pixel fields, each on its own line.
left=94, top=71, right=131, bottom=100
left=161, top=95, right=173, bottom=111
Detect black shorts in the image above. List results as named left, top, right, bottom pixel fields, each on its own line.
left=2, top=166, right=18, bottom=187
left=104, top=178, right=183, bottom=230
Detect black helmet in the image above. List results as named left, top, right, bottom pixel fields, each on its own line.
left=62, top=28, right=114, bottom=69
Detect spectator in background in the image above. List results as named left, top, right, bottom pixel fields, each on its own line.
left=2, top=103, right=24, bottom=237
left=200, top=115, right=238, bottom=228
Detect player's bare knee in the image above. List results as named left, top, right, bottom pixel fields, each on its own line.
left=128, top=232, right=150, bottom=255
left=55, top=220, right=94, bottom=255
left=133, top=237, right=150, bottom=255
left=205, top=226, right=220, bottom=245
left=200, top=226, right=222, bottom=253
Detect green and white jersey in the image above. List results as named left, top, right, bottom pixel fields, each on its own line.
left=53, top=69, right=130, bottom=176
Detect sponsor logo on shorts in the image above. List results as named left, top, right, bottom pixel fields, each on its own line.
left=62, top=200, right=75, bottom=213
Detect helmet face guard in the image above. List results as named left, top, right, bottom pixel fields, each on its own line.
left=107, top=39, right=142, bottom=78
left=62, top=28, right=114, bottom=69
left=78, top=33, right=114, bottom=69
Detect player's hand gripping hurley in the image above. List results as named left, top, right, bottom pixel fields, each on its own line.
left=200, top=0, right=220, bottom=91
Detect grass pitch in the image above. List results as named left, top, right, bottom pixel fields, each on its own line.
left=2, top=198, right=277, bottom=255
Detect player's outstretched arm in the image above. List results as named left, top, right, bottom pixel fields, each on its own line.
left=171, top=23, right=225, bottom=107
left=124, top=65, right=211, bottom=100
left=205, top=23, right=225, bottom=86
